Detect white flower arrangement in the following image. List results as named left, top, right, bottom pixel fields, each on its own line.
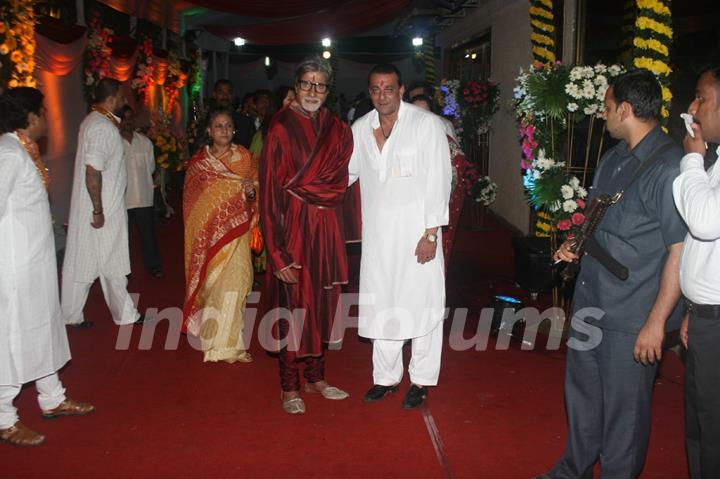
left=565, top=63, right=625, bottom=118
left=474, top=175, right=498, bottom=206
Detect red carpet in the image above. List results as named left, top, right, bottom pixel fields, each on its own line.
left=3, top=202, right=687, bottom=478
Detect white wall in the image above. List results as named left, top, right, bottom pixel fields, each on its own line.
left=438, top=0, right=533, bottom=234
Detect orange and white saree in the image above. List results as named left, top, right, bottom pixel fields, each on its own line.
left=183, top=145, right=259, bottom=363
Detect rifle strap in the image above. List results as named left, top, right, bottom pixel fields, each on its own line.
left=611, top=142, right=675, bottom=204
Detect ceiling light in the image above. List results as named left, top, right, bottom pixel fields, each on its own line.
left=322, top=50, right=332, bottom=59
left=464, top=53, right=470, bottom=58
left=321, top=37, right=332, bottom=47
left=412, top=37, right=423, bottom=47
left=265, top=56, right=271, bottom=67
left=471, top=52, right=477, bottom=60
left=233, top=37, right=246, bottom=47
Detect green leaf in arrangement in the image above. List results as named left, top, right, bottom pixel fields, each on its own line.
left=526, top=66, right=570, bottom=120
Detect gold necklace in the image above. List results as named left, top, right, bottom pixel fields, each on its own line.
left=16, top=130, right=50, bottom=190
left=91, top=105, right=120, bottom=129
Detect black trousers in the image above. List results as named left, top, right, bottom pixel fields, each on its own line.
left=686, top=310, right=720, bottom=479
left=128, top=206, right=162, bottom=272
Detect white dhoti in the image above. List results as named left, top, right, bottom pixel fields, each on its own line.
left=372, top=322, right=444, bottom=386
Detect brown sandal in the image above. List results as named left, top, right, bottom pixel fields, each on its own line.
left=0, top=422, right=45, bottom=447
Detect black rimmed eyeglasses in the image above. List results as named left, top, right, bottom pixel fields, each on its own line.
left=297, top=80, right=329, bottom=93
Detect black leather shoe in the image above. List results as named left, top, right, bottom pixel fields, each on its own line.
left=402, top=384, right=428, bottom=409
left=69, top=321, right=94, bottom=329
left=363, top=384, right=399, bottom=403
left=133, top=315, right=146, bottom=325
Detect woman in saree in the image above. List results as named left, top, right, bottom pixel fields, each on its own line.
left=411, top=94, right=468, bottom=270
left=183, top=108, right=259, bottom=363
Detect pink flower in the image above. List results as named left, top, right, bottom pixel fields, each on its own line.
left=576, top=198, right=586, bottom=209
left=571, top=213, right=585, bottom=226
left=557, top=220, right=572, bottom=231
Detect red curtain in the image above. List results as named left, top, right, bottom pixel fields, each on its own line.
left=205, top=0, right=411, bottom=45
left=186, top=0, right=353, bottom=17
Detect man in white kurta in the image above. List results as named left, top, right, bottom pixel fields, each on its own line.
left=121, top=106, right=162, bottom=277
left=62, top=79, right=141, bottom=326
left=350, top=64, right=451, bottom=409
left=0, top=88, right=93, bottom=447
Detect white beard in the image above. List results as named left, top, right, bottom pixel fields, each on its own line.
left=300, top=98, right=322, bottom=113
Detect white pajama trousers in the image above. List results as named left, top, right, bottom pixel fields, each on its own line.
left=0, top=373, right=66, bottom=429
left=62, top=275, right=140, bottom=325
left=372, top=322, right=443, bottom=387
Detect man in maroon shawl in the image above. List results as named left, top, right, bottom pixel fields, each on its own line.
left=260, top=56, right=354, bottom=415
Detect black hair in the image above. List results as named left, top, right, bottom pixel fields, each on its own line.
left=410, top=94, right=434, bottom=111
left=253, top=89, right=271, bottom=103
left=214, top=79, right=234, bottom=92
left=0, top=87, right=45, bottom=134
left=94, top=77, right=122, bottom=104
left=119, top=105, right=134, bottom=118
left=609, top=69, right=662, bottom=121
left=368, top=63, right=403, bottom=87
left=201, top=107, right=235, bottom=145
left=700, top=66, right=720, bottom=101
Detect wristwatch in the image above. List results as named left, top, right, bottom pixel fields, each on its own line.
left=425, top=232, right=437, bottom=243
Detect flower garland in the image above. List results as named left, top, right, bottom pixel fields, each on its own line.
left=0, top=0, right=37, bottom=89
left=163, top=51, right=187, bottom=113
left=83, top=11, right=113, bottom=106
left=632, top=0, right=673, bottom=124
left=529, top=0, right=556, bottom=64
left=17, top=129, right=49, bottom=189
left=131, top=33, right=154, bottom=105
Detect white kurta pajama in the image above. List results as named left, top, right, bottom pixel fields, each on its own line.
left=61, top=111, right=140, bottom=325
left=0, top=133, right=70, bottom=427
left=349, top=101, right=452, bottom=386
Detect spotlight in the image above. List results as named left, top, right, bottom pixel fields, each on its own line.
left=412, top=37, right=423, bottom=47
left=471, top=52, right=477, bottom=60
left=322, top=50, right=332, bottom=59
left=321, top=37, right=332, bottom=47
left=233, top=37, right=246, bottom=47
left=265, top=56, right=271, bottom=67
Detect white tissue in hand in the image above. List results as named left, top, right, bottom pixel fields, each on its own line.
left=681, top=113, right=695, bottom=138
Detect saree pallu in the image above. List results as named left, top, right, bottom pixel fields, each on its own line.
left=443, top=136, right=467, bottom=270
left=183, top=145, right=259, bottom=361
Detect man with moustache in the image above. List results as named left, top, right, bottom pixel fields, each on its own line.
left=62, top=78, right=143, bottom=327
left=673, top=66, right=720, bottom=479
left=349, top=63, right=452, bottom=409
left=260, top=56, right=353, bottom=414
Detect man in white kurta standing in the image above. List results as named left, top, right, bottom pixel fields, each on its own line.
left=62, top=78, right=142, bottom=327
left=120, top=105, right=163, bottom=278
left=0, top=88, right=93, bottom=447
left=350, top=64, right=452, bottom=409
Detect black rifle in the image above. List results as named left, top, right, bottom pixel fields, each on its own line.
left=560, top=194, right=628, bottom=281
left=557, top=142, right=674, bottom=282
